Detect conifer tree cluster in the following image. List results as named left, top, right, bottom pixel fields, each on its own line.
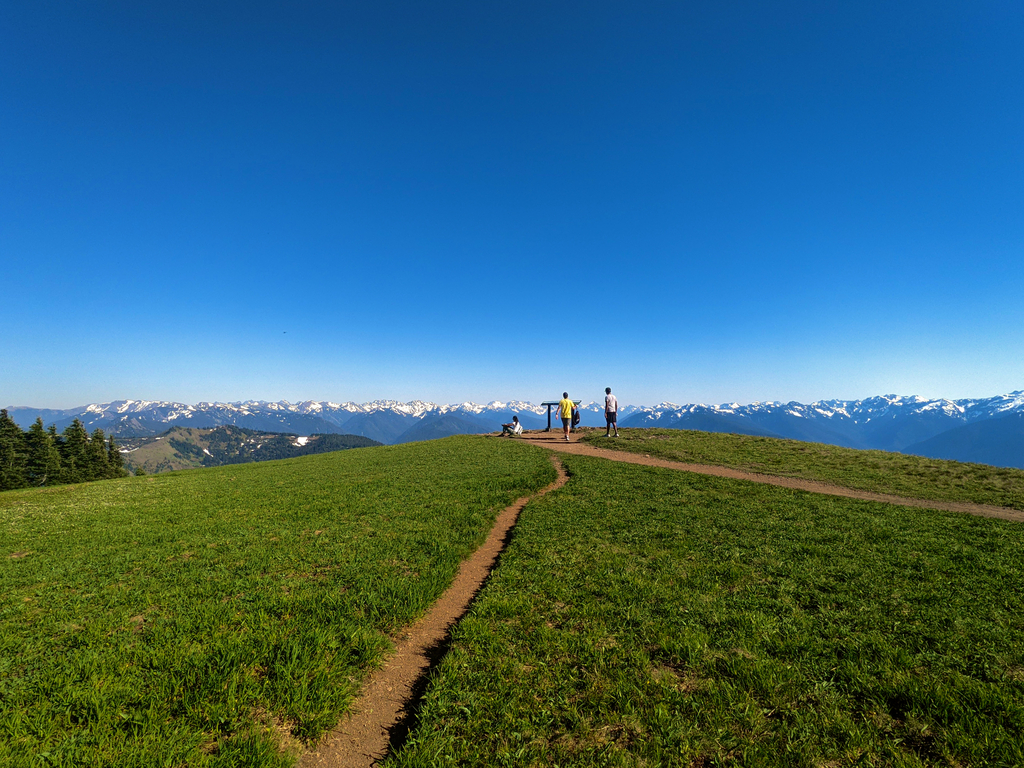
left=0, top=410, right=128, bottom=491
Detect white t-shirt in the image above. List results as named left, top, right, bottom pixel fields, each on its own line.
left=512, top=421, right=523, bottom=435
left=605, top=394, right=618, bottom=413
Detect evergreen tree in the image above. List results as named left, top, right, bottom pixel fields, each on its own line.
left=0, top=409, right=28, bottom=491
left=24, top=418, right=61, bottom=486
left=47, top=424, right=64, bottom=470
left=86, top=428, right=110, bottom=481
left=107, top=434, right=127, bottom=478
left=60, top=419, right=89, bottom=484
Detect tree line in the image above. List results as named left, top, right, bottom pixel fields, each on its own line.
left=0, top=410, right=128, bottom=491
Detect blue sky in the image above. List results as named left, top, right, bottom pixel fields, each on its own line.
left=3, top=1, right=1022, bottom=409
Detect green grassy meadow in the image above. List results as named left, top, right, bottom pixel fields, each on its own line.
left=0, top=438, right=555, bottom=767
left=580, top=428, right=1024, bottom=510
left=387, top=453, right=1024, bottom=767
left=6, top=431, right=1024, bottom=767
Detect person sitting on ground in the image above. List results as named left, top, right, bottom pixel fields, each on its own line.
left=501, top=415, right=523, bottom=437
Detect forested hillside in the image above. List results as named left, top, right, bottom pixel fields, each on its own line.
left=120, top=425, right=381, bottom=474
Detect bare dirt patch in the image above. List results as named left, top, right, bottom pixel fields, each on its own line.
left=299, top=455, right=568, bottom=768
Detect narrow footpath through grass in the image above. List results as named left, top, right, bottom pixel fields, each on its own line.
left=0, top=438, right=555, bottom=768
left=301, top=455, right=569, bottom=768
left=386, top=452, right=1024, bottom=767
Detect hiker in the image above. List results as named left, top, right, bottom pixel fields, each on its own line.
left=558, top=392, right=575, bottom=441
left=501, top=415, right=523, bottom=437
left=604, top=386, right=619, bottom=437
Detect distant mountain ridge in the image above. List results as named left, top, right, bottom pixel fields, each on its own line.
left=6, top=391, right=1024, bottom=468
left=620, top=392, right=1024, bottom=468
left=119, top=426, right=381, bottom=475
left=4, top=399, right=639, bottom=445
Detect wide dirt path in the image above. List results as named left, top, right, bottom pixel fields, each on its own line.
left=519, top=431, right=1024, bottom=523
left=299, top=455, right=568, bottom=768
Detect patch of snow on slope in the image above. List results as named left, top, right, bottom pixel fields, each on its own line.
left=989, top=391, right=1024, bottom=414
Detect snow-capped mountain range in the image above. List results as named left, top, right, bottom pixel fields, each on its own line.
left=4, top=399, right=637, bottom=447
left=620, top=392, right=1024, bottom=467
left=626, top=392, right=1024, bottom=428
left=6, top=391, right=1024, bottom=468
left=623, top=392, right=1024, bottom=446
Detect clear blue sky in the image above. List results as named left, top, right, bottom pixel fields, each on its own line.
left=3, top=1, right=1022, bottom=409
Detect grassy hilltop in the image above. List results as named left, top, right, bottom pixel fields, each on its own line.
left=1, top=438, right=554, bottom=767
left=3, top=431, right=1024, bottom=767
left=579, top=428, right=1024, bottom=510
left=389, top=450, right=1024, bottom=767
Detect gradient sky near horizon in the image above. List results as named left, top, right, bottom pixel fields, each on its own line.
left=3, top=1, right=1022, bottom=410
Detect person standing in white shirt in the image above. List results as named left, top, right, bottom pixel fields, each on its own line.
left=604, top=387, right=619, bottom=437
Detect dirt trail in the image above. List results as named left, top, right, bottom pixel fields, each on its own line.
left=299, top=455, right=568, bottom=768
left=519, top=431, right=1024, bottom=523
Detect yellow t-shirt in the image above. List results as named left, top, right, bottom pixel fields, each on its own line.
left=559, top=398, right=574, bottom=419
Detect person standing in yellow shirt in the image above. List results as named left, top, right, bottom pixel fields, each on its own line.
left=558, top=392, right=575, bottom=442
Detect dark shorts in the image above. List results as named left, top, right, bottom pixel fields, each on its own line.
left=606, top=412, right=617, bottom=424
